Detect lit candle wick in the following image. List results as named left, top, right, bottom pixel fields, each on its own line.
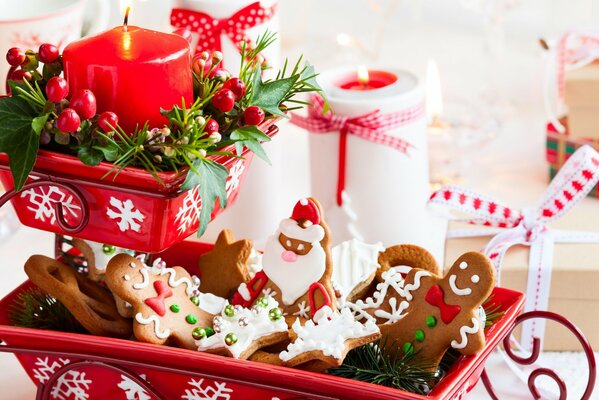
left=123, top=6, right=131, bottom=32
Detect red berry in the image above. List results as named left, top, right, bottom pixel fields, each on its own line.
left=98, top=111, right=118, bottom=133
left=45, top=76, right=69, bottom=102
left=222, top=77, right=246, bottom=100
left=6, top=47, right=25, bottom=67
left=57, top=108, right=81, bottom=133
left=205, top=118, right=219, bottom=133
left=38, top=43, right=59, bottom=64
left=212, top=89, right=236, bottom=113
left=244, top=106, right=265, bottom=126
left=70, top=89, right=97, bottom=119
left=8, top=69, right=31, bottom=82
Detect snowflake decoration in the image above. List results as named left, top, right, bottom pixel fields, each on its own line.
left=293, top=301, right=310, bottom=319
left=50, top=370, right=92, bottom=400
left=175, top=186, right=202, bottom=235
left=225, top=160, right=245, bottom=196
left=118, top=374, right=151, bottom=400
left=32, top=357, right=71, bottom=384
left=262, top=287, right=277, bottom=298
left=372, top=297, right=409, bottom=324
left=106, top=197, right=145, bottom=232
left=21, top=186, right=81, bottom=225
left=181, top=379, right=233, bottom=400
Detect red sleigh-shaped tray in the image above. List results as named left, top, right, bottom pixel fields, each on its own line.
left=0, top=240, right=526, bottom=400
left=0, top=120, right=278, bottom=254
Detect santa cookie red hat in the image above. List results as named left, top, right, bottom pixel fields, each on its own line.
left=291, top=198, right=321, bottom=226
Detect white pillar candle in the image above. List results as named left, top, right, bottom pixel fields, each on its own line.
left=310, top=67, right=447, bottom=263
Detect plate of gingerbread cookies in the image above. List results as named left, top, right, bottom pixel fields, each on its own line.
left=0, top=198, right=525, bottom=400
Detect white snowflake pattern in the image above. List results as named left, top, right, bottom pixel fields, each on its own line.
left=50, top=370, right=91, bottom=400
left=225, top=160, right=245, bottom=196
left=118, top=374, right=151, bottom=400
left=32, top=357, right=71, bottom=384
left=21, top=186, right=81, bottom=225
left=175, top=186, right=202, bottom=235
left=293, top=301, right=310, bottom=319
left=181, top=379, right=233, bottom=400
left=262, top=287, right=277, bottom=298
left=106, top=197, right=145, bottom=232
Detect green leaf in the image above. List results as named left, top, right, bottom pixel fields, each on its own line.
left=0, top=96, right=39, bottom=191
left=181, top=159, right=229, bottom=237
left=230, top=125, right=271, bottom=164
left=77, top=146, right=104, bottom=166
left=251, top=72, right=298, bottom=118
left=95, top=142, right=120, bottom=162
left=301, top=62, right=330, bottom=113
left=31, top=114, right=49, bottom=135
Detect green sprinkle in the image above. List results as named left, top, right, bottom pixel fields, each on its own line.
left=192, top=327, right=206, bottom=340
left=102, top=244, right=116, bottom=255
left=170, top=304, right=180, bottom=313
left=225, top=332, right=238, bottom=345
left=402, top=342, right=414, bottom=355
left=257, top=297, right=269, bottom=308
left=190, top=296, right=200, bottom=306
left=185, top=314, right=198, bottom=324
left=224, top=304, right=235, bottom=317
left=268, top=307, right=282, bottom=321
left=415, top=329, right=425, bottom=342
left=426, top=315, right=437, bottom=328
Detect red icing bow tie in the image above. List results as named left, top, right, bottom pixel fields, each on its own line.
left=170, top=2, right=277, bottom=56
left=425, top=284, right=461, bottom=324
left=145, top=281, right=173, bottom=317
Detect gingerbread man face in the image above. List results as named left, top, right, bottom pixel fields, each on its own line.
left=105, top=254, right=216, bottom=350
left=378, top=252, right=495, bottom=370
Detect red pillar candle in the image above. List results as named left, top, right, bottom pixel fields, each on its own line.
left=63, top=26, right=193, bottom=133
left=336, top=67, right=398, bottom=91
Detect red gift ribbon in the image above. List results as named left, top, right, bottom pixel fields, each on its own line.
left=291, top=95, right=424, bottom=206
left=170, top=2, right=277, bottom=56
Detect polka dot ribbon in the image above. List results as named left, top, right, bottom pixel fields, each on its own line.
left=291, top=95, right=424, bottom=206
left=429, top=145, right=599, bottom=351
left=170, top=2, right=277, bottom=56
left=545, top=30, right=599, bottom=133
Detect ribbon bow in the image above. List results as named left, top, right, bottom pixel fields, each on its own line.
left=429, top=145, right=599, bottom=350
left=170, top=2, right=277, bottom=56
left=145, top=280, right=173, bottom=317
left=425, top=285, right=461, bottom=324
left=291, top=95, right=423, bottom=206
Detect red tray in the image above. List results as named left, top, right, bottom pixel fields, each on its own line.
left=0, top=240, right=525, bottom=400
left=0, top=121, right=277, bottom=253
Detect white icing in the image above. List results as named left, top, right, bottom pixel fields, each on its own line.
left=124, top=275, right=131, bottom=281
left=262, top=287, right=277, bottom=298
left=238, top=283, right=251, bottom=301
left=451, top=317, right=480, bottom=349
left=84, top=241, right=134, bottom=272
left=373, top=297, right=410, bottom=324
left=299, top=198, right=308, bottom=206
left=247, top=248, right=263, bottom=278
left=331, top=239, right=384, bottom=305
left=279, top=307, right=379, bottom=362
left=297, top=244, right=305, bottom=251
left=198, top=293, right=227, bottom=315
left=262, top=231, right=326, bottom=306
left=129, top=262, right=137, bottom=268
left=459, top=261, right=468, bottom=270
left=133, top=268, right=150, bottom=290
left=157, top=268, right=195, bottom=296
left=279, top=219, right=325, bottom=243
left=449, top=275, right=472, bottom=296
left=286, top=240, right=292, bottom=247
left=293, top=301, right=311, bottom=319
left=312, top=304, right=334, bottom=322
left=135, top=313, right=170, bottom=339
left=392, top=265, right=413, bottom=275
left=471, top=275, right=480, bottom=283
left=196, top=298, right=288, bottom=359
left=346, top=270, right=431, bottom=323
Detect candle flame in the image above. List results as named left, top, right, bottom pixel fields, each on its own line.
left=426, top=59, right=443, bottom=120
left=120, top=0, right=132, bottom=31
left=357, top=65, right=369, bottom=85
left=336, top=33, right=352, bottom=47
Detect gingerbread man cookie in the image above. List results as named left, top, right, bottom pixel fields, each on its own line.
left=379, top=252, right=495, bottom=370
left=232, top=198, right=336, bottom=323
left=105, top=254, right=221, bottom=349
left=195, top=296, right=289, bottom=359
left=72, top=238, right=134, bottom=282
left=197, top=229, right=253, bottom=298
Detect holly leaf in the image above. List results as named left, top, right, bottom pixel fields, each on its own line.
left=181, top=159, right=229, bottom=237
left=77, top=146, right=104, bottom=166
left=301, top=62, right=330, bottom=113
left=0, top=96, right=39, bottom=191
left=251, top=70, right=297, bottom=118
left=230, top=125, right=271, bottom=164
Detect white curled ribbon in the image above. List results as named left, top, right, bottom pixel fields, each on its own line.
left=429, top=145, right=599, bottom=352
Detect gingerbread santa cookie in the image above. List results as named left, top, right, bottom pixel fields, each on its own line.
left=105, top=254, right=224, bottom=349
left=72, top=238, right=134, bottom=282
left=379, top=252, right=495, bottom=370
left=346, top=244, right=440, bottom=325
left=232, top=198, right=336, bottom=323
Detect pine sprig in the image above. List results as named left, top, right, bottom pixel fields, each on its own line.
left=329, top=340, right=438, bottom=395
left=9, top=288, right=86, bottom=333
left=482, top=296, right=504, bottom=328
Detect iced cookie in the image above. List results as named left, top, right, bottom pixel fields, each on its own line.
left=72, top=237, right=134, bottom=282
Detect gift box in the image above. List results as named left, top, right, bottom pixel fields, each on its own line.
left=564, top=61, right=599, bottom=140
left=444, top=210, right=599, bottom=352
left=0, top=240, right=525, bottom=400
left=546, top=118, right=599, bottom=198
